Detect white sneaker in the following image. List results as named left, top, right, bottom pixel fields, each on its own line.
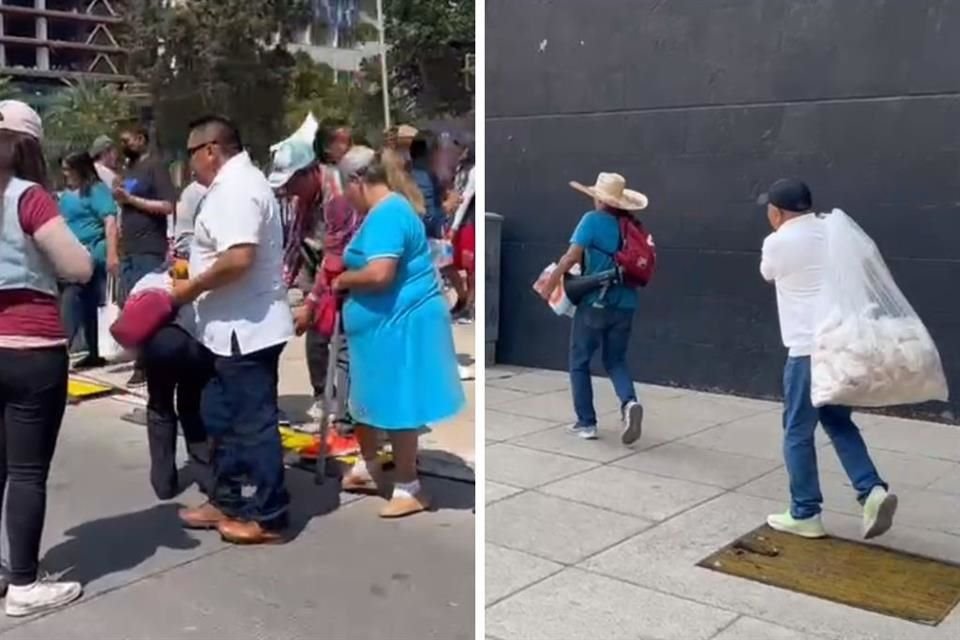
left=862, top=486, right=898, bottom=540
left=621, top=401, right=644, bottom=446
left=766, top=511, right=827, bottom=539
left=5, top=579, right=82, bottom=617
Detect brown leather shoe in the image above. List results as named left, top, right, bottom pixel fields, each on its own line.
left=217, top=518, right=285, bottom=545
left=341, top=472, right=379, bottom=495
left=379, top=492, right=431, bottom=519
left=178, top=502, right=227, bottom=529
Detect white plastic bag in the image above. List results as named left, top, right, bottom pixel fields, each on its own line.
left=532, top=263, right=580, bottom=318
left=811, top=209, right=948, bottom=407
left=98, top=277, right=124, bottom=361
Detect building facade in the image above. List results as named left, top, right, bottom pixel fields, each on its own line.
left=487, top=0, right=960, bottom=421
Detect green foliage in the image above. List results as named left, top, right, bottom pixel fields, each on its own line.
left=43, top=82, right=137, bottom=161
left=124, top=0, right=309, bottom=161
left=0, top=76, right=19, bottom=101
left=380, top=0, right=475, bottom=117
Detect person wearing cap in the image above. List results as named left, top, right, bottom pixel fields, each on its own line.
left=171, top=115, right=294, bottom=544
left=89, top=134, right=120, bottom=187
left=334, top=146, right=464, bottom=518
left=0, top=99, right=91, bottom=615
left=538, top=173, right=648, bottom=444
left=758, top=178, right=897, bottom=540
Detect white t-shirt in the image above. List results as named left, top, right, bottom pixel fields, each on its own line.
left=189, top=151, right=293, bottom=357
left=760, top=214, right=826, bottom=357
left=95, top=162, right=117, bottom=187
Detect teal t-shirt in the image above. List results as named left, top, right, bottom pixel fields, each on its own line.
left=570, top=209, right=638, bottom=310
left=59, top=182, right=117, bottom=265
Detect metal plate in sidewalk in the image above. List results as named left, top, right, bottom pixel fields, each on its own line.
left=698, top=525, right=960, bottom=625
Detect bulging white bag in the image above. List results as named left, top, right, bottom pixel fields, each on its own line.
left=811, top=209, right=948, bottom=407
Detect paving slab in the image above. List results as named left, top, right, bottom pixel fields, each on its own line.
left=486, top=481, right=524, bottom=505
left=927, top=463, right=960, bottom=494
left=487, top=386, right=535, bottom=408
left=486, top=568, right=736, bottom=640
left=713, top=617, right=828, bottom=640
left=485, top=543, right=562, bottom=605
left=510, top=425, right=659, bottom=463
left=486, top=409, right=561, bottom=442
left=539, top=466, right=724, bottom=521
left=680, top=411, right=830, bottom=460
left=856, top=414, right=960, bottom=462
left=818, top=446, right=957, bottom=490
left=614, top=442, right=781, bottom=489
left=486, top=372, right=569, bottom=395
left=486, top=492, right=651, bottom=565
left=485, top=443, right=597, bottom=488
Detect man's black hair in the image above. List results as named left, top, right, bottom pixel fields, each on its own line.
left=315, top=119, right=350, bottom=162
left=188, top=115, right=243, bottom=154
left=121, top=123, right=150, bottom=144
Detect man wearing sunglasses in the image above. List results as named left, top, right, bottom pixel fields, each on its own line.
left=171, top=115, right=294, bottom=545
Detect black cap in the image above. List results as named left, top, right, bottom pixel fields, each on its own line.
left=757, top=178, right=813, bottom=212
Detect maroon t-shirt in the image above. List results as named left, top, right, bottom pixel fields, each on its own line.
left=0, top=186, right=66, bottom=340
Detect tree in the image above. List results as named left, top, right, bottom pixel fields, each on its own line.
left=124, top=0, right=309, bottom=161
left=0, top=76, right=19, bottom=101
left=379, top=0, right=474, bottom=117
left=43, top=82, right=137, bottom=162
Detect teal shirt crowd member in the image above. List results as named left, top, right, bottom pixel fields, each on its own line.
left=539, top=172, right=648, bottom=444
left=335, top=146, right=464, bottom=520
left=58, top=150, right=118, bottom=368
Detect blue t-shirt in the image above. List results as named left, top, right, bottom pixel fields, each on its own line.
left=58, top=182, right=117, bottom=265
left=570, top=210, right=638, bottom=310
left=343, top=193, right=442, bottom=334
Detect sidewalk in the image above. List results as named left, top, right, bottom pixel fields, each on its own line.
left=485, top=366, right=960, bottom=640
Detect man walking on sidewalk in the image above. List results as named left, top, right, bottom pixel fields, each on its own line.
left=759, top=178, right=898, bottom=540
left=538, top=173, right=647, bottom=444
left=172, top=115, right=294, bottom=545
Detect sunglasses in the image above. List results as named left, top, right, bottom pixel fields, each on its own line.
left=187, top=139, right=219, bottom=156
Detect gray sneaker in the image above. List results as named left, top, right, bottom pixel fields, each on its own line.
left=621, top=401, right=644, bottom=445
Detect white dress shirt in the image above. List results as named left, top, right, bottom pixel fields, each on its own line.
left=760, top=213, right=826, bottom=357
left=189, top=151, right=294, bottom=357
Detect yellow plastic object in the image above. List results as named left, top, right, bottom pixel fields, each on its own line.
left=67, top=377, right=116, bottom=403
left=279, top=427, right=315, bottom=453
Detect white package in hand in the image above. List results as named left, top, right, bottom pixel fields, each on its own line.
left=532, top=263, right=580, bottom=318
left=811, top=209, right=948, bottom=407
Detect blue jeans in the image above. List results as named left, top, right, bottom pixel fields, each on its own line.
left=60, top=266, right=105, bottom=357
left=569, top=306, right=637, bottom=427
left=119, top=253, right=165, bottom=308
left=782, top=356, right=886, bottom=519
left=202, top=337, right=289, bottom=526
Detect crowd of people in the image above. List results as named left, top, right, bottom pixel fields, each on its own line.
left=0, top=98, right=468, bottom=616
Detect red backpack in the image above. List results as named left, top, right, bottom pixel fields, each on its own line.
left=614, top=215, right=657, bottom=287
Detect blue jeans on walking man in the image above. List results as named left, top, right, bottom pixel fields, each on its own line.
left=782, top=356, right=886, bottom=519
left=569, top=306, right=637, bottom=427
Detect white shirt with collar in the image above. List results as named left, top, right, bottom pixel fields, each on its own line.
left=189, top=151, right=293, bottom=357
left=760, top=213, right=826, bottom=357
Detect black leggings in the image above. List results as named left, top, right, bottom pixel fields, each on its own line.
left=0, top=346, right=68, bottom=586
left=141, top=325, right=214, bottom=499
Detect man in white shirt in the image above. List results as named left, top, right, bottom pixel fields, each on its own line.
left=172, top=115, right=294, bottom=545
left=759, top=178, right=896, bottom=541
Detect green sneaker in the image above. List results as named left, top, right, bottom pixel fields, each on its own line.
left=767, top=511, right=827, bottom=539
left=862, top=486, right=898, bottom=540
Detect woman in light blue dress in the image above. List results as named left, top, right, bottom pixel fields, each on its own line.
left=333, top=146, right=464, bottom=518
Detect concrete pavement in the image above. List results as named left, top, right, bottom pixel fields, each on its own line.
left=486, top=366, right=960, bottom=640
left=0, top=328, right=475, bottom=639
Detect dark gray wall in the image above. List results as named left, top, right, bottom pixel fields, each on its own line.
left=487, top=0, right=960, bottom=421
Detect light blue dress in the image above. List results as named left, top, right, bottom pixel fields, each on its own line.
left=343, top=193, right=465, bottom=430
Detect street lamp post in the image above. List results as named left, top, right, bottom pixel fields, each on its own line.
left=376, top=0, right=391, bottom=129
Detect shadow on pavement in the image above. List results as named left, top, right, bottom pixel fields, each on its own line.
left=420, top=474, right=475, bottom=512
left=279, top=393, right=314, bottom=425
left=283, top=467, right=345, bottom=539
left=40, top=503, right=201, bottom=586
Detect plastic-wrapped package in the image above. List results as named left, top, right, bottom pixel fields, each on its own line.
left=811, top=209, right=948, bottom=407
left=532, top=263, right=580, bottom=317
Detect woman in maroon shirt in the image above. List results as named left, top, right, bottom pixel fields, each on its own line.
left=0, top=100, right=92, bottom=617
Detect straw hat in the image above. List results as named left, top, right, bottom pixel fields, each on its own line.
left=569, top=172, right=648, bottom=211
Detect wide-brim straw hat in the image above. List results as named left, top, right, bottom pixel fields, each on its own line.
left=569, top=172, right=648, bottom=211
